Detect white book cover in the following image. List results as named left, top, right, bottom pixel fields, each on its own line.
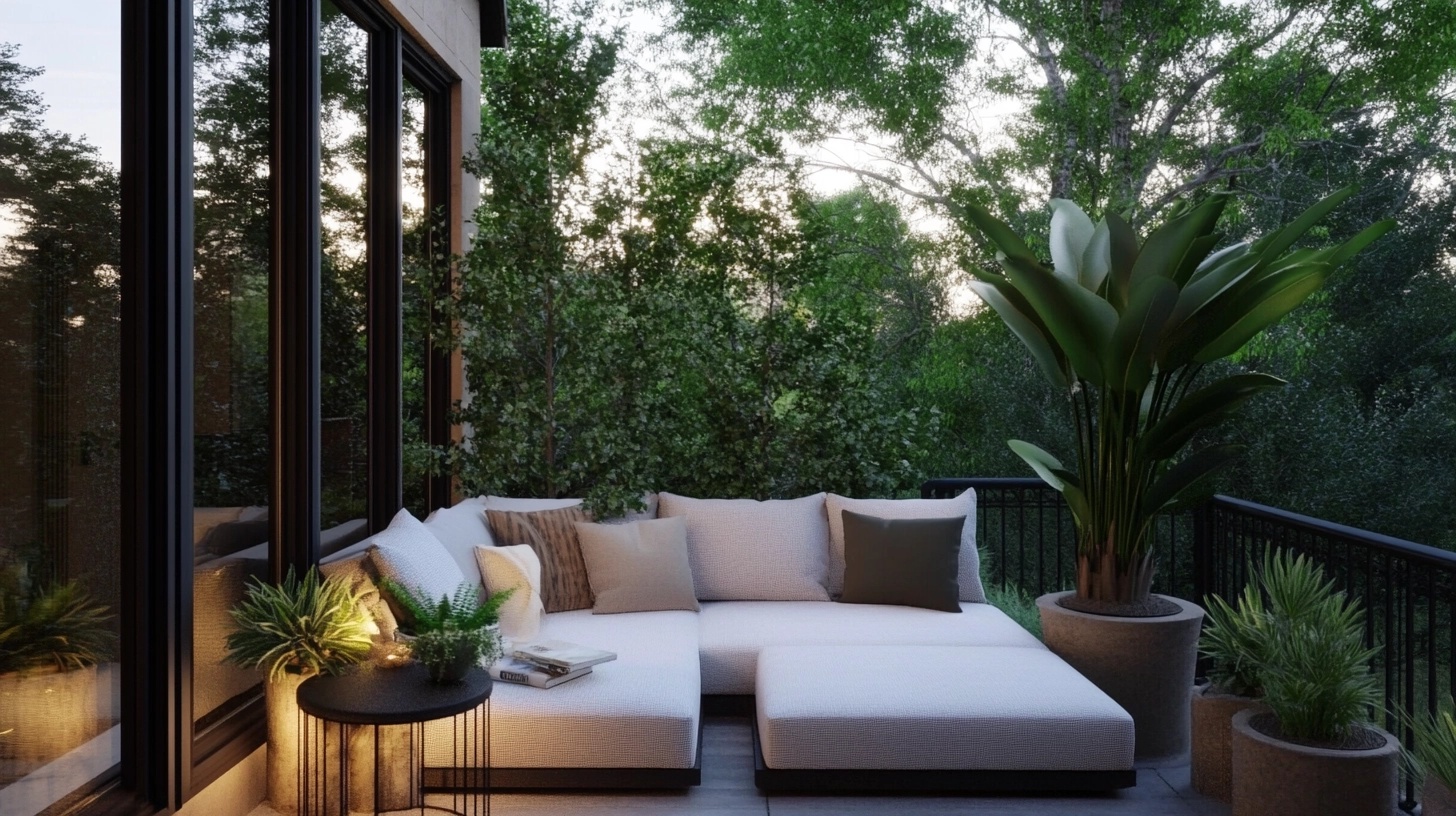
left=489, top=657, right=593, bottom=689
left=510, top=639, right=618, bottom=671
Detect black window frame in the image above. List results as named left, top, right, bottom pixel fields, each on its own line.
left=111, top=0, right=464, bottom=811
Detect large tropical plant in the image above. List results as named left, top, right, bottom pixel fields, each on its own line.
left=964, top=188, right=1391, bottom=610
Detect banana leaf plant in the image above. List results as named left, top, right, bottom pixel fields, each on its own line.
left=964, top=188, right=1391, bottom=612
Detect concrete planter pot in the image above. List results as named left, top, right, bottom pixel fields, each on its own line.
left=1231, top=708, right=1398, bottom=816
left=266, top=673, right=307, bottom=815
left=1190, top=683, right=1266, bottom=802
left=1424, top=775, right=1456, bottom=816
left=0, top=664, right=101, bottom=762
left=1038, top=591, right=1204, bottom=762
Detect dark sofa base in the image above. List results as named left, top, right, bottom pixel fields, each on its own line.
left=425, top=720, right=704, bottom=790
left=751, top=715, right=1137, bottom=794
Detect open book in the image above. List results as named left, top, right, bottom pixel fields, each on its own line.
left=511, top=639, right=618, bottom=672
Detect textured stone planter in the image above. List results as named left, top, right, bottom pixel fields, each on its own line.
left=1425, top=776, right=1456, bottom=816
left=0, top=665, right=101, bottom=762
left=1038, top=591, right=1204, bottom=762
left=266, top=673, right=306, bottom=815
left=1231, top=708, right=1398, bottom=816
left=1190, top=683, right=1266, bottom=802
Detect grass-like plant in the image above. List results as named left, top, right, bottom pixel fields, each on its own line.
left=225, top=566, right=373, bottom=682
left=1405, top=698, right=1456, bottom=791
left=379, top=578, right=513, bottom=635
left=1200, top=549, right=1344, bottom=697
left=980, top=558, right=1043, bottom=640
left=0, top=581, right=114, bottom=674
left=1257, top=555, right=1379, bottom=744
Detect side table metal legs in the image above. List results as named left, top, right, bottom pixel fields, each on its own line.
left=298, top=700, right=489, bottom=816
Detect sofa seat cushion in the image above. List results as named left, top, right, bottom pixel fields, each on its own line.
left=756, top=644, right=1134, bottom=771
left=426, top=609, right=700, bottom=769
left=697, top=601, right=1044, bottom=694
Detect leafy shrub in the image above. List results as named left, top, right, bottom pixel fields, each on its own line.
left=982, top=580, right=1042, bottom=640
left=225, top=567, right=373, bottom=682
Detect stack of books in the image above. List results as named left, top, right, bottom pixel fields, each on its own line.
left=489, top=639, right=617, bottom=689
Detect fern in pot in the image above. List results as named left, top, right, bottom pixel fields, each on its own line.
left=381, top=580, right=512, bottom=685
left=225, top=566, right=373, bottom=813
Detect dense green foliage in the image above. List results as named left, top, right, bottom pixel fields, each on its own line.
left=451, top=3, right=937, bottom=512
left=443, top=0, right=1456, bottom=556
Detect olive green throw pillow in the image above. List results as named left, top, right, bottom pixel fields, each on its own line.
left=839, top=510, right=963, bottom=613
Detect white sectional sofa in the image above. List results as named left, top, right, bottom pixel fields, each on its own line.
left=344, top=489, right=1136, bottom=792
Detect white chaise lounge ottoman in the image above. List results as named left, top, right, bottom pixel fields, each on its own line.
left=754, top=644, right=1136, bottom=792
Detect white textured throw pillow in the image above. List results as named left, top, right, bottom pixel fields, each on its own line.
left=367, top=508, right=468, bottom=606
left=474, top=544, right=544, bottom=640
left=825, top=490, right=985, bottom=602
left=657, top=492, right=831, bottom=601
left=423, top=496, right=493, bottom=583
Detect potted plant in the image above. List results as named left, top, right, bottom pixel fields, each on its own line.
left=380, top=579, right=512, bottom=684
left=0, top=580, right=114, bottom=762
left=1194, top=550, right=1328, bottom=800
left=1405, top=698, right=1456, bottom=816
left=225, top=566, right=373, bottom=813
left=962, top=188, right=1391, bottom=757
left=1230, top=555, right=1396, bottom=816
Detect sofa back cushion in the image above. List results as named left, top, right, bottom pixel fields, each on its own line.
left=486, top=506, right=595, bottom=613
left=825, top=490, right=985, bottom=602
left=367, top=508, right=470, bottom=627
left=423, top=496, right=493, bottom=583
left=657, top=492, right=830, bottom=601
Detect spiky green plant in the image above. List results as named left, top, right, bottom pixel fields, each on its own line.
left=224, top=567, right=373, bottom=682
left=0, top=581, right=114, bottom=674
left=963, top=189, right=1392, bottom=607
left=380, top=578, right=513, bottom=635
left=1200, top=549, right=1343, bottom=697
left=978, top=550, right=1043, bottom=639
left=1405, top=698, right=1456, bottom=791
left=1258, top=556, right=1379, bottom=744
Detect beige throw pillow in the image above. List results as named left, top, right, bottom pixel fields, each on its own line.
left=575, top=517, right=700, bottom=614
left=485, top=506, right=594, bottom=612
left=474, top=545, right=544, bottom=640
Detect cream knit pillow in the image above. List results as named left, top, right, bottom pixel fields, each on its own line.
left=474, top=544, right=544, bottom=640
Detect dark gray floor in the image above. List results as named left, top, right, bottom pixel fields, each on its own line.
left=252, top=717, right=1230, bottom=815
left=466, top=718, right=1229, bottom=816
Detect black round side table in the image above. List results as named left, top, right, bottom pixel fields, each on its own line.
left=297, top=663, right=491, bottom=816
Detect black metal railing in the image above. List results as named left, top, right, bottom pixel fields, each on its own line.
left=925, top=476, right=1456, bottom=812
